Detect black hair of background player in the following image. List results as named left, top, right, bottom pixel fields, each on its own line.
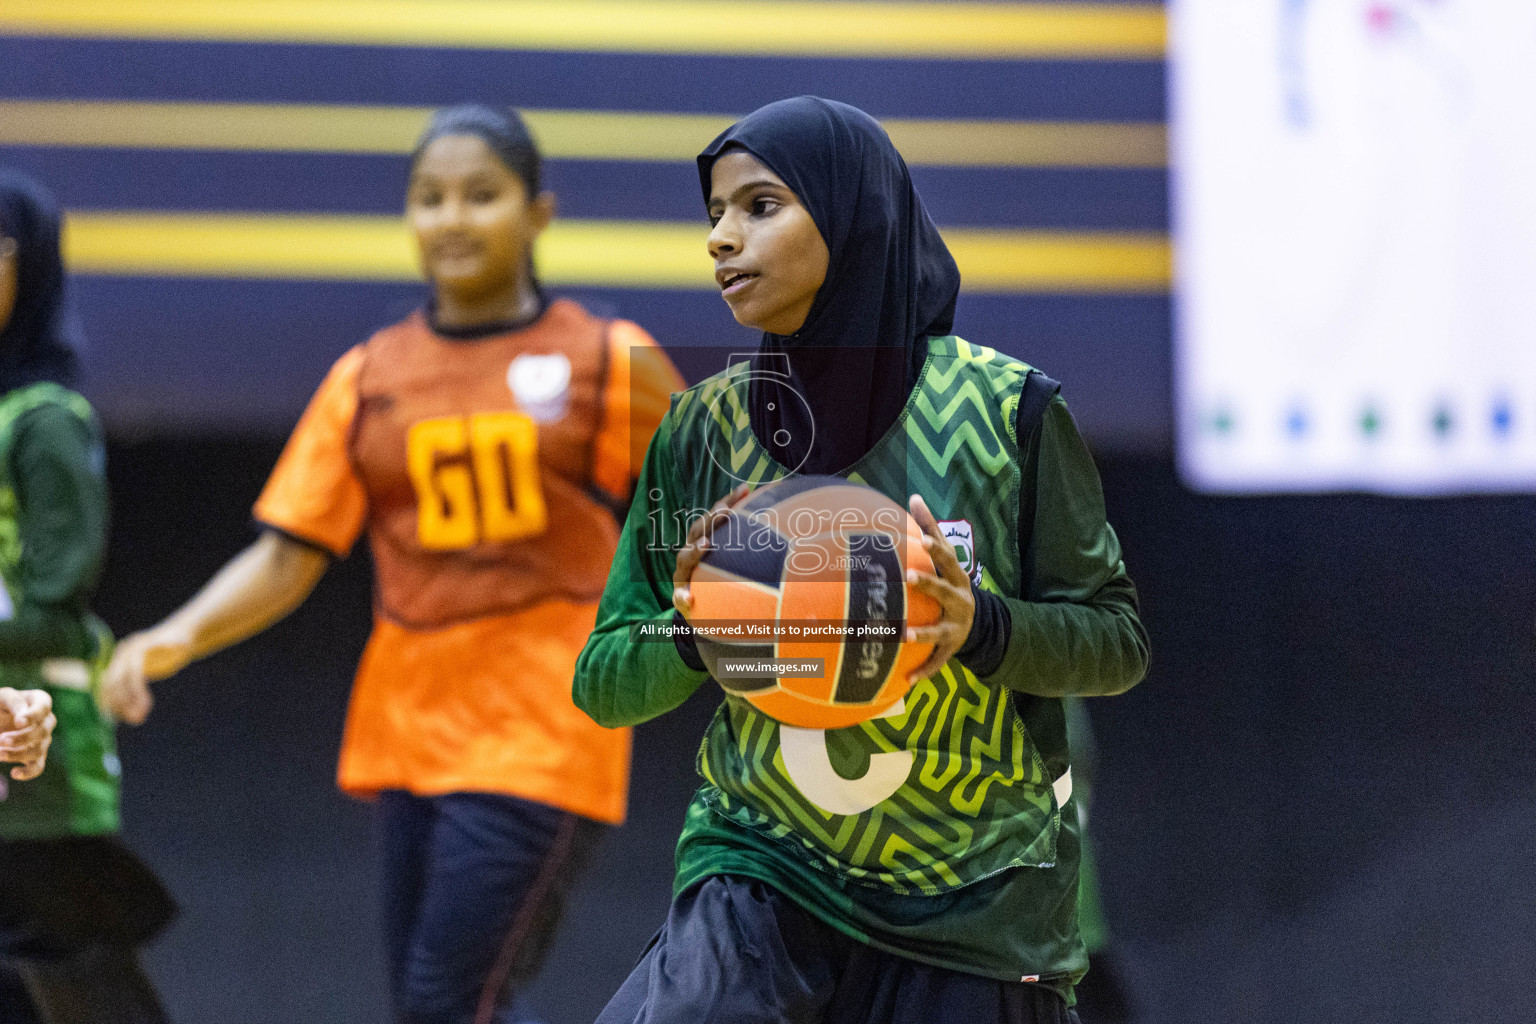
left=697, top=97, right=962, bottom=477
left=411, top=104, right=542, bottom=200
left=0, top=169, right=82, bottom=392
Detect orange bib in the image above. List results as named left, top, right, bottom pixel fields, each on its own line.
left=351, top=301, right=621, bottom=629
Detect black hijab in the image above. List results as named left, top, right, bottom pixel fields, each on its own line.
left=0, top=170, right=81, bottom=392
left=697, top=97, right=961, bottom=476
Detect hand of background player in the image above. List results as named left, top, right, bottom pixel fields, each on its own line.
left=904, top=494, right=976, bottom=683
left=0, top=687, right=55, bottom=781
left=101, top=625, right=195, bottom=726
left=673, top=483, right=753, bottom=618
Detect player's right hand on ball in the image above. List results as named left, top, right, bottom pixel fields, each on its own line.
left=103, top=627, right=193, bottom=726
left=673, top=483, right=753, bottom=618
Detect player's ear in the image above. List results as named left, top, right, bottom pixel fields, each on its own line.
left=0, top=237, right=16, bottom=333
left=529, top=191, right=557, bottom=237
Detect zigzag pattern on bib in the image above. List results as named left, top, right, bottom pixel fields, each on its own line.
left=673, top=338, right=1059, bottom=895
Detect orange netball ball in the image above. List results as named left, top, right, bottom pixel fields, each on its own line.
left=686, top=476, right=940, bottom=729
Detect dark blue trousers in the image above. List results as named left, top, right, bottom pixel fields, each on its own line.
left=597, top=875, right=1080, bottom=1024
left=379, top=791, right=602, bottom=1024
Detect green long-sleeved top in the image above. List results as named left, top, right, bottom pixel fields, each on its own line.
left=0, top=389, right=119, bottom=842
left=573, top=356, right=1148, bottom=987
left=576, top=395, right=1147, bottom=728
left=0, top=402, right=107, bottom=661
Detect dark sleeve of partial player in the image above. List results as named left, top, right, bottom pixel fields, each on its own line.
left=956, top=395, right=1149, bottom=696
left=0, top=404, right=107, bottom=661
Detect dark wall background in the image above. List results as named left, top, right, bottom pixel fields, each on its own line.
left=97, top=437, right=1536, bottom=1024
left=0, top=29, right=1172, bottom=450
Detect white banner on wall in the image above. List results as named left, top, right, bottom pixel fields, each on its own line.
left=1171, top=0, right=1536, bottom=493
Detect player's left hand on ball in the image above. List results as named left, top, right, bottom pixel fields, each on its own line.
left=903, top=494, right=976, bottom=683
left=0, top=687, right=56, bottom=782
left=673, top=482, right=754, bottom=618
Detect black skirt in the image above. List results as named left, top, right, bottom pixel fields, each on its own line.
left=0, top=835, right=176, bottom=957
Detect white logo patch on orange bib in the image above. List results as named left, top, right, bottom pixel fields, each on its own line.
left=508, top=353, right=572, bottom=423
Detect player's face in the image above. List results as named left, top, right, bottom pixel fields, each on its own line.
left=407, top=135, right=552, bottom=303
left=707, top=150, right=829, bottom=336
left=0, top=236, right=15, bottom=333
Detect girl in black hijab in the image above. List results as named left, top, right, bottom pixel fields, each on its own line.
left=0, top=171, right=83, bottom=395
left=575, top=98, right=1148, bottom=1023
left=0, top=170, right=175, bottom=1024
left=698, top=95, right=961, bottom=478
left=0, top=175, right=66, bottom=790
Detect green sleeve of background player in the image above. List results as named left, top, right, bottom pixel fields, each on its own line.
left=574, top=410, right=710, bottom=729
left=0, top=403, right=105, bottom=661
left=976, top=396, right=1150, bottom=698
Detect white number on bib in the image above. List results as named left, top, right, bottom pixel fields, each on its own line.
left=779, top=698, right=912, bottom=815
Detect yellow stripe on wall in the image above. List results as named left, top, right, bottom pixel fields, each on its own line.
left=62, top=213, right=1170, bottom=293
left=66, top=213, right=421, bottom=283
left=887, top=119, right=1165, bottom=170
left=1, top=101, right=435, bottom=157
left=0, top=1, right=1166, bottom=60
left=0, top=101, right=1167, bottom=169
left=944, top=228, right=1170, bottom=293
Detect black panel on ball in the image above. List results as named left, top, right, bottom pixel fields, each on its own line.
left=833, top=534, right=905, bottom=705
left=737, top=474, right=848, bottom=513
left=700, top=510, right=789, bottom=584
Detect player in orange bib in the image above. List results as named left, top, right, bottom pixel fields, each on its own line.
left=102, top=105, right=683, bottom=1024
